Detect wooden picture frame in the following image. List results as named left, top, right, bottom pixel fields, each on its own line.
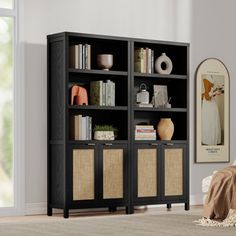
left=195, top=58, right=230, bottom=163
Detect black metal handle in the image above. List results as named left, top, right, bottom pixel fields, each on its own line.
left=104, top=143, right=113, bottom=146
left=164, top=142, right=174, bottom=146
left=87, top=143, right=95, bottom=146
left=150, top=143, right=159, bottom=146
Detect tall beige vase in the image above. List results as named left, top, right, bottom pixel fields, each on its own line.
left=157, top=118, right=174, bottom=140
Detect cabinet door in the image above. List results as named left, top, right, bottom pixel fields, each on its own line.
left=101, top=143, right=127, bottom=200
left=134, top=144, right=160, bottom=203
left=162, top=143, right=187, bottom=199
left=72, top=145, right=96, bottom=201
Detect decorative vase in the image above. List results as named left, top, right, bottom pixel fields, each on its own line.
left=97, top=54, right=113, bottom=71
left=155, top=53, right=173, bottom=75
left=94, top=131, right=114, bottom=140
left=157, top=118, right=174, bottom=140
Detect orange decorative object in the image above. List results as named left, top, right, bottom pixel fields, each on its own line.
left=71, top=85, right=88, bottom=105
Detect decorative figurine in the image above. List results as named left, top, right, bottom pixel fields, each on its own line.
left=70, top=85, right=88, bottom=105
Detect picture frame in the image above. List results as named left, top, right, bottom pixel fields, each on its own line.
left=153, top=85, right=168, bottom=108
left=195, top=58, right=230, bottom=163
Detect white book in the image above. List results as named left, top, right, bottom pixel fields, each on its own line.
left=86, top=44, right=91, bottom=69
left=111, top=81, right=115, bottom=106
left=81, top=116, right=86, bottom=140
left=105, top=80, right=111, bottom=106
left=69, top=45, right=82, bottom=69
left=78, top=115, right=82, bottom=139
left=89, top=117, right=92, bottom=140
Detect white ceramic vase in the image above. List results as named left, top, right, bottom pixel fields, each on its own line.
left=155, top=53, right=173, bottom=75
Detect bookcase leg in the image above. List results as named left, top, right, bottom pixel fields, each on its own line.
left=63, top=208, right=69, bottom=218
left=126, top=205, right=134, bottom=214
left=109, top=206, right=117, bottom=212
left=167, top=203, right=172, bottom=211
left=185, top=202, right=190, bottom=211
left=47, top=206, right=52, bottom=216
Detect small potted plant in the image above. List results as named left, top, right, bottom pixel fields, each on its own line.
left=93, top=125, right=118, bottom=140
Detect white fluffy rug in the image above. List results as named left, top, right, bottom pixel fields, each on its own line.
left=195, top=209, right=236, bottom=227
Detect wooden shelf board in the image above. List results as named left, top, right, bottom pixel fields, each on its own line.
left=134, top=107, right=187, bottom=112
left=68, top=68, right=128, bottom=76
left=133, top=72, right=187, bottom=79
left=68, top=105, right=128, bottom=111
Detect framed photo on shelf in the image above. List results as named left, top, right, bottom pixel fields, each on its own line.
left=195, top=58, right=230, bottom=163
left=153, top=85, right=168, bottom=108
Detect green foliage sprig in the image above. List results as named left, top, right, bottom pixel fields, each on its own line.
left=93, top=125, right=118, bottom=133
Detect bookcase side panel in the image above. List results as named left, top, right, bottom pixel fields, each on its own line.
left=48, top=37, right=66, bottom=207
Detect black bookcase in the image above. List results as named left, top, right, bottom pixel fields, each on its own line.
left=47, top=32, right=189, bottom=218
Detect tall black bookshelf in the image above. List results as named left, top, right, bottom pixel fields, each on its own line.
left=47, top=32, right=189, bottom=218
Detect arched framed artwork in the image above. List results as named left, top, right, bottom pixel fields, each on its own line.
left=195, top=58, right=230, bottom=163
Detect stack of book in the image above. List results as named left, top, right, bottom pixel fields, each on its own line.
left=135, top=125, right=156, bottom=140
left=71, top=115, right=92, bottom=140
left=134, top=47, right=154, bottom=73
left=90, top=80, right=115, bottom=106
left=69, top=44, right=91, bottom=69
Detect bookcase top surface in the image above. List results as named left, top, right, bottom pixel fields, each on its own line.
left=47, top=32, right=190, bottom=47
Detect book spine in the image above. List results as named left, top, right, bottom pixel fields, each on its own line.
left=75, top=115, right=80, bottom=140
left=85, top=44, right=88, bottom=69
left=112, top=81, right=115, bottom=106
left=89, top=117, right=92, bottom=140
left=78, top=115, right=82, bottom=140
left=78, top=44, right=83, bottom=69
left=147, top=48, right=152, bottom=74
left=82, top=44, right=85, bottom=69
left=151, top=49, right=154, bottom=73
left=102, top=82, right=106, bottom=106
left=99, top=81, right=103, bottom=106
left=81, top=116, right=86, bottom=140
left=142, top=48, right=146, bottom=73
left=87, top=44, right=91, bottom=70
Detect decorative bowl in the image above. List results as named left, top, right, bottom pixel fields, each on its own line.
left=97, top=54, right=113, bottom=71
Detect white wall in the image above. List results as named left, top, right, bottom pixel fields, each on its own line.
left=23, top=0, right=236, bottom=212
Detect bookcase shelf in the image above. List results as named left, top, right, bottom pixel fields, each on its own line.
left=48, top=32, right=189, bottom=218
left=69, top=68, right=128, bottom=76
left=133, top=72, right=187, bottom=80
left=68, top=105, right=128, bottom=111
left=133, top=107, right=187, bottom=112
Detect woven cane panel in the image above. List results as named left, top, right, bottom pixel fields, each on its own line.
left=138, top=149, right=157, bottom=197
left=73, top=149, right=94, bottom=201
left=103, top=149, right=123, bottom=199
left=164, top=149, right=183, bottom=196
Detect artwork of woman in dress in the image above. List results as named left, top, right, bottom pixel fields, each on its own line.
left=201, top=74, right=224, bottom=145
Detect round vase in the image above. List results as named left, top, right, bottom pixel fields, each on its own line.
left=155, top=53, right=173, bottom=75
left=157, top=118, right=174, bottom=140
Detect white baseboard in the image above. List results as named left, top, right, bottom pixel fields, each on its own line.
left=25, top=194, right=204, bottom=215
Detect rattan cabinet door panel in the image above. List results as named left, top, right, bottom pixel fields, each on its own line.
left=73, top=149, right=95, bottom=201
left=164, top=148, right=183, bottom=196
left=103, top=149, right=124, bottom=199
left=137, top=148, right=157, bottom=198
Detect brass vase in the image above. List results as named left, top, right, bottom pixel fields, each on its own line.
left=157, top=118, right=174, bottom=140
